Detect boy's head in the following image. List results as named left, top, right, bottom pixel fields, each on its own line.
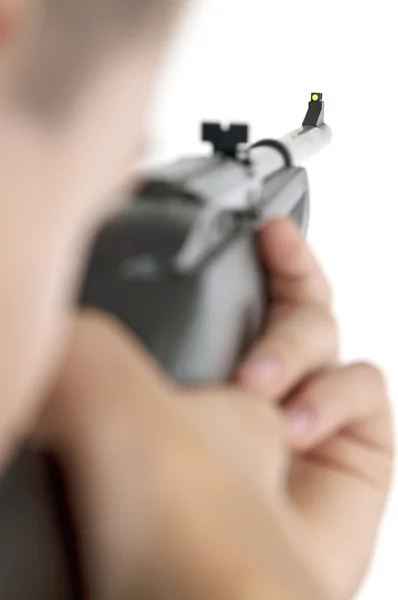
left=10, top=0, right=182, bottom=120
left=0, top=1, right=185, bottom=453
left=1, top=0, right=184, bottom=219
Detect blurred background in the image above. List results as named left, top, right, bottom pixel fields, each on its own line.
left=146, top=0, right=397, bottom=597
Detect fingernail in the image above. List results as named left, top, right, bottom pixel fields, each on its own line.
left=285, top=408, right=315, bottom=439
left=240, top=357, right=282, bottom=387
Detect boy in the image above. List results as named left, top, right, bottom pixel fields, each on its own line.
left=0, top=2, right=393, bottom=598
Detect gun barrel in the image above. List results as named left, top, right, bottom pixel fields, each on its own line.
left=251, top=123, right=332, bottom=181
left=281, top=123, right=333, bottom=164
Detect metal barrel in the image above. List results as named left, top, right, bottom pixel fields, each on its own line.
left=281, top=124, right=333, bottom=164
left=250, top=92, right=332, bottom=179
left=251, top=122, right=332, bottom=181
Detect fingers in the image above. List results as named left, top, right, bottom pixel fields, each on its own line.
left=238, top=304, right=339, bottom=402
left=260, top=219, right=332, bottom=308
left=237, top=219, right=338, bottom=402
left=284, top=362, right=394, bottom=458
left=286, top=363, right=394, bottom=600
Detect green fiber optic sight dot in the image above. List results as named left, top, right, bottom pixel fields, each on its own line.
left=311, top=93, right=322, bottom=102
left=302, top=93, right=325, bottom=127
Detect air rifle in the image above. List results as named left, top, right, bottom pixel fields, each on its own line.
left=0, top=93, right=332, bottom=599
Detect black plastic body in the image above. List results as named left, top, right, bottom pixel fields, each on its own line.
left=80, top=213, right=265, bottom=385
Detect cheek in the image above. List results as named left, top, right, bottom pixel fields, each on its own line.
left=65, top=93, right=147, bottom=215
left=0, top=223, right=85, bottom=466
left=75, top=62, right=153, bottom=177
left=94, top=83, right=150, bottom=178
left=56, top=53, right=157, bottom=223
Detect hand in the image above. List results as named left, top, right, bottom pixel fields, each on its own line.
left=36, top=220, right=393, bottom=600
left=237, top=220, right=394, bottom=598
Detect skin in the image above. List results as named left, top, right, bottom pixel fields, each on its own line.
left=37, top=221, right=394, bottom=600
left=0, top=0, right=183, bottom=466
left=0, top=2, right=394, bottom=600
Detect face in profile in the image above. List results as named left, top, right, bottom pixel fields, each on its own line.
left=0, top=0, right=182, bottom=453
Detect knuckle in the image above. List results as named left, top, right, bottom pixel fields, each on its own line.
left=308, top=305, right=340, bottom=356
left=291, top=304, right=338, bottom=351
left=353, top=361, right=386, bottom=387
left=309, top=303, right=337, bottom=330
left=350, top=361, right=390, bottom=404
left=320, top=276, right=333, bottom=306
left=318, top=305, right=339, bottom=340
left=256, top=304, right=339, bottom=362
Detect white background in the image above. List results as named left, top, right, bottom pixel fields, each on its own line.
left=149, top=1, right=398, bottom=598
